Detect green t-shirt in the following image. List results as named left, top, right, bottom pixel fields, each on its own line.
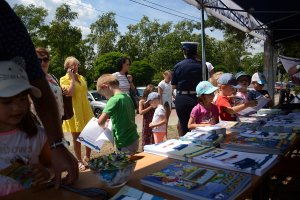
left=103, top=93, right=139, bottom=148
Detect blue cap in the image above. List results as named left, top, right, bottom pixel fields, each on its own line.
left=145, top=92, right=160, bottom=103
left=251, top=72, right=267, bottom=84
left=236, top=71, right=251, bottom=86
left=196, top=81, right=218, bottom=97
left=217, top=73, right=241, bottom=88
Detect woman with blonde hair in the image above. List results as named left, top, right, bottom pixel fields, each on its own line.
left=157, top=70, right=172, bottom=138
left=60, top=56, right=94, bottom=171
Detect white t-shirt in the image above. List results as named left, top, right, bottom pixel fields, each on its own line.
left=112, top=72, right=130, bottom=94
left=206, top=62, right=214, bottom=77
left=47, top=74, right=64, bottom=119
left=0, top=127, right=47, bottom=197
left=158, top=80, right=172, bottom=108
left=151, top=105, right=166, bottom=133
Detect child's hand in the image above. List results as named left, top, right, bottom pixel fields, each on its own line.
left=149, top=122, right=154, bottom=128
left=264, top=94, right=271, bottom=99
left=30, top=164, right=51, bottom=186
left=246, top=100, right=257, bottom=107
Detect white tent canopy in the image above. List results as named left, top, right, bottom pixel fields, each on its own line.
left=184, top=0, right=268, bottom=40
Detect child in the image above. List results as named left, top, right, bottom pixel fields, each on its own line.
left=138, top=84, right=155, bottom=148
left=0, top=59, right=52, bottom=196
left=97, top=74, right=139, bottom=155
left=215, top=73, right=257, bottom=121
left=147, top=92, right=167, bottom=144
left=249, top=72, right=273, bottom=107
left=188, top=81, right=219, bottom=129
left=235, top=71, right=251, bottom=104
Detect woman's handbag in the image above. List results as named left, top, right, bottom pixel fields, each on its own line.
left=62, top=95, right=74, bottom=120
left=50, top=74, right=74, bottom=120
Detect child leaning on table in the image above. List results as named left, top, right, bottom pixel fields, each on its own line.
left=96, top=74, right=139, bottom=155
left=248, top=72, right=273, bottom=108
left=147, top=92, right=167, bottom=144
left=188, top=81, right=219, bottom=130
left=215, top=73, right=257, bottom=121
left=0, top=59, right=53, bottom=197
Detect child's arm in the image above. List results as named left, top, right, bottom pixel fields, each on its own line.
left=157, top=86, right=164, bottom=105
left=188, top=117, right=218, bottom=129
left=138, top=100, right=152, bottom=115
left=98, top=112, right=110, bottom=128
left=225, top=100, right=257, bottom=114
left=33, top=142, right=53, bottom=186
left=149, top=115, right=167, bottom=128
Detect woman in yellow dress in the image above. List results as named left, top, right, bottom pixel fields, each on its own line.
left=60, top=56, right=94, bottom=171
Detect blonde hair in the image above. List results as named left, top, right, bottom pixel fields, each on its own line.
left=209, top=71, right=224, bottom=87
left=163, top=70, right=171, bottom=76
left=96, top=74, right=119, bottom=94
left=64, top=56, right=80, bottom=69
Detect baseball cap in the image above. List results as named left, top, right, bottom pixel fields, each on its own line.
left=217, top=73, right=241, bottom=88
left=196, top=81, right=218, bottom=97
left=251, top=72, right=267, bottom=85
left=0, top=58, right=41, bottom=98
left=236, top=71, right=251, bottom=86
left=145, top=92, right=160, bottom=104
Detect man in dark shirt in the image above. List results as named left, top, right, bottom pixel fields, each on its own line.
left=171, top=42, right=203, bottom=135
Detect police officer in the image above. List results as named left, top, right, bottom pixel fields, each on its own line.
left=171, top=42, right=203, bottom=135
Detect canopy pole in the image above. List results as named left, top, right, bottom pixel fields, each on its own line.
left=200, top=1, right=207, bottom=81
left=263, top=37, right=275, bottom=101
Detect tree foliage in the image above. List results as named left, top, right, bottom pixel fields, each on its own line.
left=13, top=4, right=48, bottom=46
left=89, top=12, right=119, bottom=55
left=14, top=3, right=267, bottom=88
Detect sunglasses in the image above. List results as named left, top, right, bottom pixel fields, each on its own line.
left=38, top=57, right=49, bottom=63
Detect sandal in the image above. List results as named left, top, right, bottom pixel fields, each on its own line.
left=78, top=160, right=86, bottom=171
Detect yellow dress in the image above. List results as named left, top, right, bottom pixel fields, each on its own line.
left=60, top=73, right=94, bottom=133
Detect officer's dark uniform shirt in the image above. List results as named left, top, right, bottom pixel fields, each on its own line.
left=171, top=58, right=203, bottom=91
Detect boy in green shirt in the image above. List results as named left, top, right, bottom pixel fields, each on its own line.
left=97, top=74, right=139, bottom=155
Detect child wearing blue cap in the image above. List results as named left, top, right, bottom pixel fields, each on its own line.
left=215, top=73, right=257, bottom=121
left=188, top=81, right=219, bottom=130
left=235, top=71, right=251, bottom=104
left=248, top=72, right=273, bottom=108
left=147, top=92, right=167, bottom=144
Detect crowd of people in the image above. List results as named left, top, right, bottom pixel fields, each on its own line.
left=1, top=0, right=300, bottom=197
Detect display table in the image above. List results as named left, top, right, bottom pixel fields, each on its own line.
left=3, top=136, right=300, bottom=200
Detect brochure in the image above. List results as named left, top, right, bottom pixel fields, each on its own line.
left=77, top=117, right=114, bottom=152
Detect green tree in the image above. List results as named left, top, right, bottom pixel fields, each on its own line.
left=46, top=4, right=85, bottom=79
left=89, top=12, right=119, bottom=55
left=13, top=4, right=48, bottom=46
left=93, top=51, right=127, bottom=81
left=129, top=60, right=155, bottom=86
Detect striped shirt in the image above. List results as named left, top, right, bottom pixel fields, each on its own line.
left=112, top=72, right=130, bottom=94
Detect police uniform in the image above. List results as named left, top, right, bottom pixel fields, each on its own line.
left=171, top=42, right=203, bottom=135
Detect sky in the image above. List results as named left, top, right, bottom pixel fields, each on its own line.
left=7, top=0, right=262, bottom=53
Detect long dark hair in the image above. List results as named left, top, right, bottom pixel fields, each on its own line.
left=116, top=57, right=131, bottom=72
left=18, top=91, right=39, bottom=138
left=142, top=84, right=154, bottom=100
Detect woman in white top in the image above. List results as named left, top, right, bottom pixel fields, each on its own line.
left=157, top=70, right=173, bottom=138
left=112, top=57, right=135, bottom=94
left=35, top=47, right=64, bottom=120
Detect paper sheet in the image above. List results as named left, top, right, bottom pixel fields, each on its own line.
left=238, top=95, right=270, bottom=116
left=279, top=55, right=300, bottom=79
left=77, top=117, right=114, bottom=152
